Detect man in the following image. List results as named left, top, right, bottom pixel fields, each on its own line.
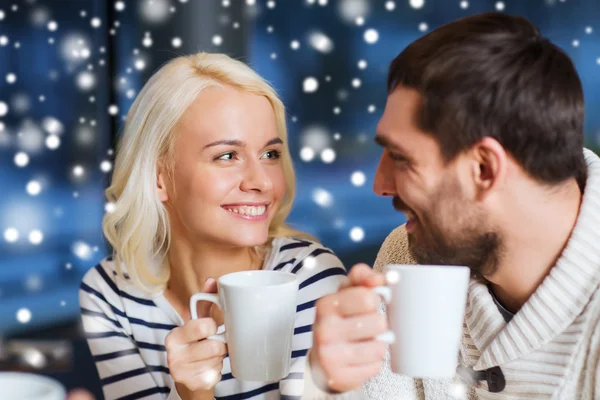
left=304, top=12, right=600, bottom=399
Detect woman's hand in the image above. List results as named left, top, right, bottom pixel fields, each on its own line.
left=165, top=278, right=227, bottom=399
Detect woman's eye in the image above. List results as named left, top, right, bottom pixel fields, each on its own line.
left=215, top=152, right=236, bottom=161
left=262, top=150, right=281, bottom=159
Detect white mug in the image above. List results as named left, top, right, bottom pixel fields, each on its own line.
left=374, top=264, right=470, bottom=378
left=190, top=270, right=299, bottom=382
left=0, top=372, right=66, bottom=400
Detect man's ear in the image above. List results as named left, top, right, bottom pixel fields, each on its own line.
left=157, top=163, right=169, bottom=202
left=471, top=137, right=507, bottom=200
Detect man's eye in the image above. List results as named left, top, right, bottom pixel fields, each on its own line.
left=388, top=152, right=407, bottom=162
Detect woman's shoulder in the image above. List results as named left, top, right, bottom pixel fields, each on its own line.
left=80, top=256, right=154, bottom=306
left=266, top=237, right=347, bottom=278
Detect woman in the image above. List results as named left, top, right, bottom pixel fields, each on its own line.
left=79, top=53, right=347, bottom=400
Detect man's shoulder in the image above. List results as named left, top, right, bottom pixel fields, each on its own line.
left=374, top=224, right=416, bottom=272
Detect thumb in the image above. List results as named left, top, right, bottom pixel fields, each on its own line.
left=194, top=278, right=219, bottom=318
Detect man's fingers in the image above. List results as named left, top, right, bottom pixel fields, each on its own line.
left=327, top=362, right=383, bottom=393
left=315, top=313, right=388, bottom=344
left=316, top=287, right=382, bottom=319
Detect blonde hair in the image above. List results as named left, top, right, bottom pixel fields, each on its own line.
left=103, top=53, right=315, bottom=293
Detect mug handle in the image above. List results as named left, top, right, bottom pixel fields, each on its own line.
left=189, top=293, right=227, bottom=343
left=371, top=286, right=396, bottom=345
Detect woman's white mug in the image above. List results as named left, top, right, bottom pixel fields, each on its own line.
left=374, top=264, right=470, bottom=378
left=0, top=372, right=66, bottom=400
left=190, top=270, right=299, bottom=382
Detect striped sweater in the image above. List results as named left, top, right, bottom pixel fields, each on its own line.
left=304, top=148, right=600, bottom=399
left=79, top=237, right=347, bottom=400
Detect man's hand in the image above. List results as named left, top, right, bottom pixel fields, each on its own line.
left=311, top=264, right=389, bottom=393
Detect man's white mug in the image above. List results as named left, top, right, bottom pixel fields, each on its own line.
left=374, top=264, right=470, bottom=378
left=0, top=372, right=66, bottom=400
left=190, top=270, right=299, bottom=382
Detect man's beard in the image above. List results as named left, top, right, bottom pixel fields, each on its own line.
left=408, top=220, right=501, bottom=280
left=396, top=179, right=502, bottom=280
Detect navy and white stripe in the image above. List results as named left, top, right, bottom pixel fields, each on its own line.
left=79, top=237, right=347, bottom=400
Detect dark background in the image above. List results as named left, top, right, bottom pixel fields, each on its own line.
left=0, top=0, right=599, bottom=397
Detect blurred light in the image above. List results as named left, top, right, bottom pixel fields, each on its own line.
left=304, top=256, right=317, bottom=269
left=61, top=34, right=92, bottom=63
left=91, top=17, right=102, bottom=28
left=140, top=0, right=171, bottom=23
left=270, top=53, right=277, bottom=59
left=572, top=39, right=579, bottom=47
left=29, top=230, right=44, bottom=245
left=108, top=105, right=119, bottom=116
left=115, top=1, right=126, bottom=11
left=80, top=10, right=87, bottom=17
left=246, top=0, right=256, bottom=5
left=267, top=1, right=276, bottom=8
left=46, top=135, right=60, bottom=150
left=4, top=227, right=19, bottom=243
left=222, top=0, right=230, bottom=6
left=143, top=34, right=153, bottom=47
left=386, top=269, right=400, bottom=284
left=172, top=37, right=182, bottom=48
left=18, top=120, right=44, bottom=153
left=385, top=1, right=396, bottom=10
left=309, top=32, right=334, bottom=53
left=30, top=7, right=50, bottom=27
left=100, top=160, right=112, bottom=172
left=597, top=57, right=600, bottom=65
left=42, top=117, right=64, bottom=135
left=73, top=241, right=93, bottom=260
left=0, top=35, right=8, bottom=46
left=358, top=59, right=367, bottom=69
left=333, top=106, right=341, bottom=114
left=14, top=152, right=29, bottom=167
left=419, top=22, right=428, bottom=32
left=410, top=0, right=424, bottom=8
left=448, top=382, right=468, bottom=399
left=319, top=0, right=328, bottom=5
left=337, top=0, right=370, bottom=24
left=212, top=35, right=223, bottom=46
left=11, top=93, right=30, bottom=114
left=301, top=125, right=331, bottom=152
left=6, top=73, right=16, bottom=84
left=460, top=1, right=469, bottom=9
left=134, top=59, right=146, bottom=70
left=77, top=71, right=96, bottom=91
left=105, top=202, right=116, bottom=213
left=585, top=26, right=593, bottom=34
left=233, top=22, right=240, bottom=29
left=355, top=16, right=364, bottom=26
left=368, top=104, right=376, bottom=113
left=352, top=78, right=361, bottom=88
left=300, top=147, right=315, bottom=162
left=312, top=188, right=334, bottom=208
left=303, top=77, right=319, bottom=93
left=126, top=89, right=136, bottom=98
left=17, top=308, right=32, bottom=324
left=321, top=148, right=336, bottom=163
left=290, top=40, right=300, bottom=50
left=364, top=28, right=379, bottom=44
left=0, top=10, right=4, bottom=20
left=60, top=300, right=66, bottom=307
left=495, top=1, right=505, bottom=10
left=350, top=227, right=365, bottom=242
left=26, top=180, right=42, bottom=196
left=73, top=165, right=85, bottom=177
left=47, top=20, right=58, bottom=31
left=39, top=95, right=45, bottom=102
left=333, top=133, right=341, bottom=140
left=351, top=171, right=366, bottom=186
left=25, top=274, right=43, bottom=292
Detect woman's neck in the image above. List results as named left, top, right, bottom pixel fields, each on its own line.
left=165, top=236, right=265, bottom=321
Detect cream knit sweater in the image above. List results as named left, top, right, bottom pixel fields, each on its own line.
left=304, top=148, right=600, bottom=399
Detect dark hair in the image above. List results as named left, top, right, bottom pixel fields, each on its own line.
left=388, top=12, right=586, bottom=185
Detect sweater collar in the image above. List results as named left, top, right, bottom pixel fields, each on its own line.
left=467, top=149, right=600, bottom=370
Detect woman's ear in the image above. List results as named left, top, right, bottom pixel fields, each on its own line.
left=157, top=164, right=169, bottom=202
